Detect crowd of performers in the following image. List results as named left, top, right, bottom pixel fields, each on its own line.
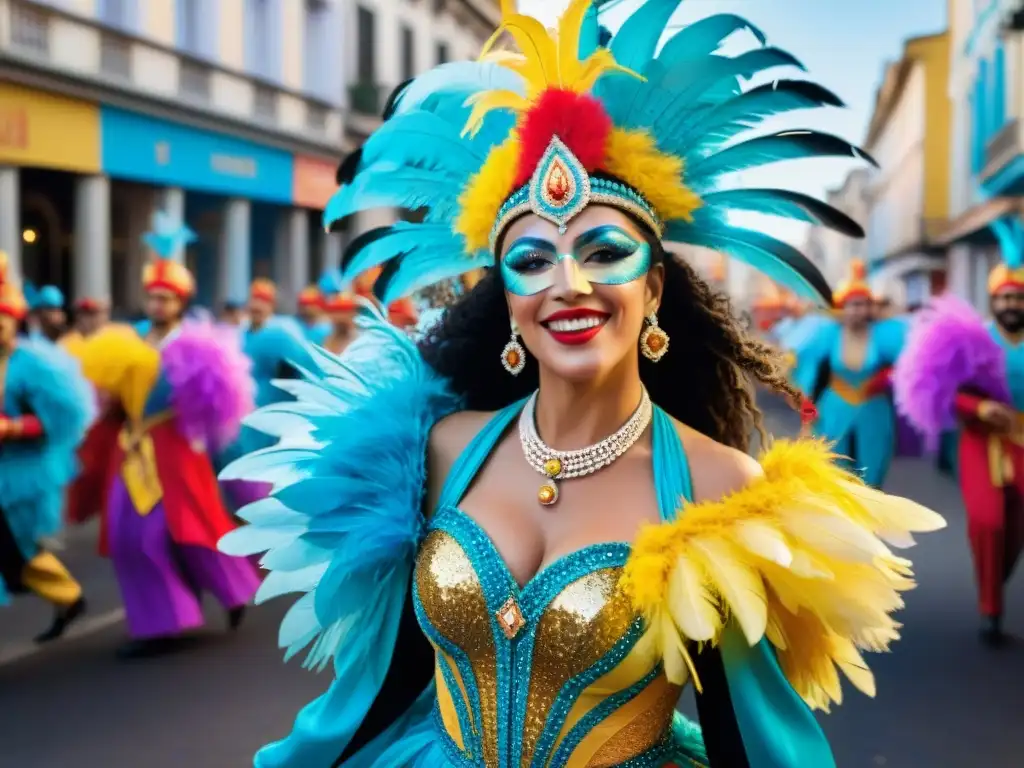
left=0, top=210, right=438, bottom=657
left=0, top=0, right=1018, bottom=763
left=766, top=256, right=1024, bottom=647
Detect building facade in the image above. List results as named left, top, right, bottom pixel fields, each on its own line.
left=0, top=0, right=497, bottom=313
left=944, top=0, right=1024, bottom=309
left=860, top=32, right=951, bottom=308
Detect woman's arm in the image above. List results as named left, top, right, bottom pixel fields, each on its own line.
left=694, top=631, right=834, bottom=768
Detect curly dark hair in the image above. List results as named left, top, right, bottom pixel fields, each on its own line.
left=418, top=233, right=800, bottom=452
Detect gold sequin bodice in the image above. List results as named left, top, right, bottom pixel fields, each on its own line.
left=413, top=506, right=684, bottom=767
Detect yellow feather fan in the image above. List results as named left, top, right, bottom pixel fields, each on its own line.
left=620, top=438, right=945, bottom=712
left=65, top=325, right=160, bottom=423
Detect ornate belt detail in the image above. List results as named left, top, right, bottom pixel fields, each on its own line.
left=118, top=411, right=173, bottom=516
left=829, top=375, right=871, bottom=405
left=986, top=415, right=1024, bottom=487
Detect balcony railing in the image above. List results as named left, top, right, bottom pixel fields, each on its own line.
left=984, top=119, right=1021, bottom=176
left=349, top=82, right=381, bottom=116
left=1, top=0, right=343, bottom=145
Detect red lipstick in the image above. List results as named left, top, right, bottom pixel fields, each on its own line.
left=540, top=308, right=610, bottom=346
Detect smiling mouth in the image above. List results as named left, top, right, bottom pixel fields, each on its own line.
left=541, top=311, right=610, bottom=344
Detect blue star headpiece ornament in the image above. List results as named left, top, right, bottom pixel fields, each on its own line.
left=143, top=210, right=197, bottom=262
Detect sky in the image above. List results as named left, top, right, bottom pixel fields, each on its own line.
left=515, top=0, right=948, bottom=247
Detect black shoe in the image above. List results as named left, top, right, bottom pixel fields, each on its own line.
left=228, top=606, right=246, bottom=631
left=980, top=615, right=1005, bottom=647
left=34, top=596, right=87, bottom=644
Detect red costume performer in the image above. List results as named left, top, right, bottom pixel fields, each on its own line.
left=895, top=264, right=1024, bottom=645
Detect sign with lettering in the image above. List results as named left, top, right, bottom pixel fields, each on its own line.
left=292, top=155, right=337, bottom=209
left=100, top=106, right=293, bottom=202
left=0, top=84, right=100, bottom=172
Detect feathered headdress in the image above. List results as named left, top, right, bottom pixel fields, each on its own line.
left=24, top=284, right=64, bottom=311
left=832, top=259, right=873, bottom=306
left=325, top=0, right=871, bottom=306
left=142, top=210, right=196, bottom=298
left=249, top=278, right=277, bottom=305
left=297, top=285, right=323, bottom=309
left=318, top=270, right=358, bottom=313
left=986, top=215, right=1024, bottom=294
left=0, top=252, right=28, bottom=320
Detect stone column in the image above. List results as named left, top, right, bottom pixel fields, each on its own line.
left=73, top=174, right=112, bottom=302
left=320, top=230, right=342, bottom=274
left=217, top=198, right=251, bottom=306
left=0, top=166, right=20, bottom=279
left=280, top=208, right=310, bottom=312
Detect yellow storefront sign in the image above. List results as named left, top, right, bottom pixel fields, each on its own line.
left=0, top=83, right=100, bottom=173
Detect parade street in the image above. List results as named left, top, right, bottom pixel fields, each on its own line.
left=1, top=407, right=1022, bottom=768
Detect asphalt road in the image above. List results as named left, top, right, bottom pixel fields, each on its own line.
left=1, top=403, right=1022, bottom=767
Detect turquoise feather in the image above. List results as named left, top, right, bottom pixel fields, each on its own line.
left=326, top=165, right=462, bottom=226
left=666, top=217, right=829, bottom=303
left=394, top=61, right=524, bottom=115
left=687, top=130, right=875, bottom=185
left=701, top=188, right=863, bottom=237
left=666, top=80, right=844, bottom=155
left=379, top=248, right=492, bottom=306
left=609, top=0, right=686, bottom=70
left=339, top=222, right=462, bottom=292
left=361, top=111, right=486, bottom=169
left=219, top=305, right=462, bottom=671
left=657, top=13, right=766, bottom=64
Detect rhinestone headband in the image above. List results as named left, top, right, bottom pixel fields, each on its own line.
left=489, top=137, right=664, bottom=252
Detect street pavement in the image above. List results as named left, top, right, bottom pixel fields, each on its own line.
left=1, top=402, right=1023, bottom=767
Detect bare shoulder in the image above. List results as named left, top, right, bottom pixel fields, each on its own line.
left=671, top=419, right=764, bottom=504
left=426, top=410, right=496, bottom=511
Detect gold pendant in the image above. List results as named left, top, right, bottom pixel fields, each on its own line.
left=538, top=457, right=562, bottom=506
left=538, top=482, right=559, bottom=506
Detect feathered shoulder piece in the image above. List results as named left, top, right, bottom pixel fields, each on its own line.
left=893, top=295, right=1011, bottom=440
left=162, top=321, right=254, bottom=452
left=620, top=439, right=945, bottom=712
left=70, top=325, right=160, bottom=422
left=219, top=303, right=462, bottom=671
left=326, top=0, right=869, bottom=305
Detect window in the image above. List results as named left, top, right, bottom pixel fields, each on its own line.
left=401, top=25, right=415, bottom=81
left=245, top=0, right=280, bottom=81
left=357, top=6, right=376, bottom=83
left=98, top=0, right=136, bottom=30
left=436, top=41, right=449, bottom=65
left=178, top=0, right=202, bottom=56
left=304, top=0, right=329, bottom=96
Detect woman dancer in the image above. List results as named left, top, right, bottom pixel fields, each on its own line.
left=0, top=254, right=93, bottom=642
left=222, top=2, right=945, bottom=765
left=791, top=260, right=908, bottom=487
left=68, top=220, right=259, bottom=658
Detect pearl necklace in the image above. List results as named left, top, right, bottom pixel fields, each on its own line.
left=518, top=387, right=653, bottom=506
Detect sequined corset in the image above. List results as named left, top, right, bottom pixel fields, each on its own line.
left=413, top=404, right=692, bottom=768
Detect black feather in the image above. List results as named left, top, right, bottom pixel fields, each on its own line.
left=702, top=188, right=865, bottom=238
left=382, top=79, right=414, bottom=120
left=372, top=255, right=403, bottom=302
left=335, top=148, right=363, bottom=186
left=340, top=226, right=393, bottom=273
left=744, top=79, right=845, bottom=108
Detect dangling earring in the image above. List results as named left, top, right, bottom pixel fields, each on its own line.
left=502, top=319, right=526, bottom=376
left=640, top=312, right=669, bottom=362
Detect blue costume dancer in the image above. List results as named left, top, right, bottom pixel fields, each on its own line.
left=297, top=285, right=330, bottom=344
left=221, top=2, right=945, bottom=766
left=219, top=279, right=314, bottom=509
left=791, top=261, right=908, bottom=487
left=0, top=255, right=94, bottom=642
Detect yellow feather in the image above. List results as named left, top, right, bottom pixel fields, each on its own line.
left=462, top=90, right=530, bottom=138
left=620, top=437, right=945, bottom=712
left=556, top=0, right=592, bottom=86
left=688, top=537, right=768, bottom=646
left=496, top=14, right=557, bottom=94
left=666, top=554, right=719, bottom=642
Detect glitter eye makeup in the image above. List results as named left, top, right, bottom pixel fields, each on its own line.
left=501, top=226, right=651, bottom=296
